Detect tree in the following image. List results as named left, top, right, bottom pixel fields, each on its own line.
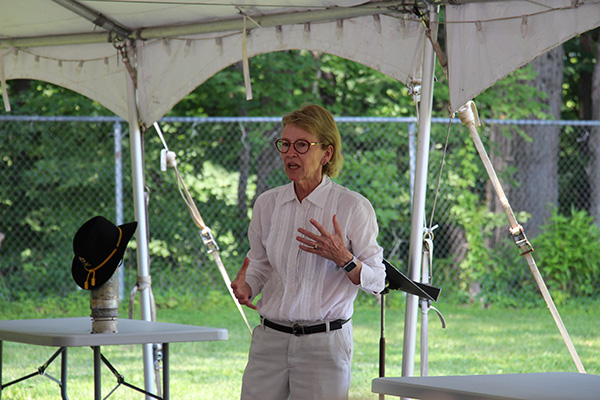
left=562, top=29, right=599, bottom=120
left=485, top=47, right=563, bottom=242
left=583, top=31, right=600, bottom=224
left=7, top=80, right=109, bottom=116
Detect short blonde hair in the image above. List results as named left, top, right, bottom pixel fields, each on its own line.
left=281, top=104, right=344, bottom=178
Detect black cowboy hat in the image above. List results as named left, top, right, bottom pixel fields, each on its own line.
left=72, top=216, right=137, bottom=290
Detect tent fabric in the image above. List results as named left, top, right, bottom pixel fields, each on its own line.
left=446, top=0, right=600, bottom=112
left=4, top=42, right=130, bottom=118
left=1, top=0, right=425, bottom=124
left=1, top=1, right=368, bottom=37
left=2, top=1, right=600, bottom=117
left=136, top=15, right=425, bottom=124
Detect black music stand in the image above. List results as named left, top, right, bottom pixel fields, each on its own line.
left=378, top=259, right=441, bottom=380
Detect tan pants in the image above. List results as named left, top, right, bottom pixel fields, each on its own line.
left=240, top=321, right=353, bottom=400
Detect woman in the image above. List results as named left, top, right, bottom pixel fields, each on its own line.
left=232, top=104, right=386, bottom=400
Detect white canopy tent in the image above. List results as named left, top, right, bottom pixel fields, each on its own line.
left=3, top=1, right=598, bottom=120
left=2, top=0, right=599, bottom=396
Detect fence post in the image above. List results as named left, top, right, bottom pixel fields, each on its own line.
left=113, top=120, right=124, bottom=301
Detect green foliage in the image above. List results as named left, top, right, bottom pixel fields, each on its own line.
left=3, top=36, right=597, bottom=308
left=434, top=61, right=547, bottom=120
left=444, top=137, right=496, bottom=284
left=562, top=28, right=599, bottom=119
left=171, top=50, right=415, bottom=118
left=434, top=132, right=540, bottom=307
left=7, top=80, right=110, bottom=116
left=336, top=121, right=410, bottom=232
left=0, top=120, right=130, bottom=300
left=558, top=125, right=590, bottom=215
left=425, top=58, right=560, bottom=306
left=0, top=291, right=89, bottom=319
left=477, top=239, right=542, bottom=308
left=533, top=207, right=600, bottom=299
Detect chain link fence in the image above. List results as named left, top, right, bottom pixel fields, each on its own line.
left=1, top=115, right=599, bottom=305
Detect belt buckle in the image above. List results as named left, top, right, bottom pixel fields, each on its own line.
left=292, top=323, right=305, bottom=336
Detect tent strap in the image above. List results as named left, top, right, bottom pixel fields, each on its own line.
left=242, top=15, right=253, bottom=101
left=153, top=122, right=252, bottom=334
left=458, top=100, right=586, bottom=374
left=0, top=54, right=11, bottom=111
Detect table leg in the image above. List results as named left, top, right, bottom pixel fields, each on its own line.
left=163, top=343, right=169, bottom=400
left=93, top=346, right=101, bottom=400
left=61, top=347, right=68, bottom=400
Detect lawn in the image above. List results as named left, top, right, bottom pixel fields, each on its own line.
left=0, top=293, right=597, bottom=399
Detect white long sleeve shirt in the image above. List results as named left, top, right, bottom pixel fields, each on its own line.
left=245, top=175, right=386, bottom=323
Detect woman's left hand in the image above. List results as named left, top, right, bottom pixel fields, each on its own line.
left=297, top=214, right=353, bottom=266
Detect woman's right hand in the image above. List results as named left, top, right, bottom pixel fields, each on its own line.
left=231, top=257, right=257, bottom=310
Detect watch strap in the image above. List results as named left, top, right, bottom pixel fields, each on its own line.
left=341, top=255, right=357, bottom=272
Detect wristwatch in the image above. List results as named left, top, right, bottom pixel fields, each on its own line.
left=340, top=254, right=357, bottom=273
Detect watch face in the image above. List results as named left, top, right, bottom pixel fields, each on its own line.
left=344, top=261, right=357, bottom=272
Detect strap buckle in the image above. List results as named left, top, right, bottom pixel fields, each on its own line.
left=292, top=323, right=306, bottom=336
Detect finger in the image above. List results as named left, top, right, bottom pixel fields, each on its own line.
left=332, top=214, right=343, bottom=237
left=309, top=218, right=328, bottom=235
left=238, top=296, right=257, bottom=310
left=232, top=282, right=257, bottom=309
left=298, top=243, right=318, bottom=253
left=296, top=235, right=317, bottom=248
left=241, top=256, right=250, bottom=271
left=244, top=300, right=258, bottom=310
left=297, top=227, right=318, bottom=241
left=234, top=257, right=250, bottom=281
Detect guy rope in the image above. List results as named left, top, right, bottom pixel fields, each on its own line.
left=153, top=122, right=252, bottom=334
left=458, top=101, right=585, bottom=373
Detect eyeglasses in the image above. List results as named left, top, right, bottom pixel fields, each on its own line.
left=275, top=138, right=323, bottom=154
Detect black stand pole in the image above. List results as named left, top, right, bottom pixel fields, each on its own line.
left=379, top=291, right=387, bottom=400
left=377, top=258, right=442, bottom=399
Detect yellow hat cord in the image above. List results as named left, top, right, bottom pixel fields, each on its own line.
left=82, top=227, right=123, bottom=289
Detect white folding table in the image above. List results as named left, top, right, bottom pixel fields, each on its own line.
left=0, top=317, right=228, bottom=400
left=372, top=372, right=600, bottom=400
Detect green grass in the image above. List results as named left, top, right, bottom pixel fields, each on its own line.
left=0, top=293, right=598, bottom=399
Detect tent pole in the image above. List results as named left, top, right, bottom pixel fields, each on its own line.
left=114, top=120, right=125, bottom=301
left=402, top=4, right=437, bottom=379
left=126, top=55, right=157, bottom=398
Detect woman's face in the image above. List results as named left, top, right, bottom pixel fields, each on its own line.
left=280, top=124, right=332, bottom=188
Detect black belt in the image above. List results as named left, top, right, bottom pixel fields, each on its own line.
left=261, top=317, right=350, bottom=336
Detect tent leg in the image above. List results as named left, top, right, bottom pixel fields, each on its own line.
left=114, top=120, right=125, bottom=301
left=126, top=64, right=156, bottom=398
left=402, top=4, right=438, bottom=380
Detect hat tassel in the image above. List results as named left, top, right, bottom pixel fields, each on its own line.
left=84, top=270, right=96, bottom=290
left=81, top=227, right=122, bottom=289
